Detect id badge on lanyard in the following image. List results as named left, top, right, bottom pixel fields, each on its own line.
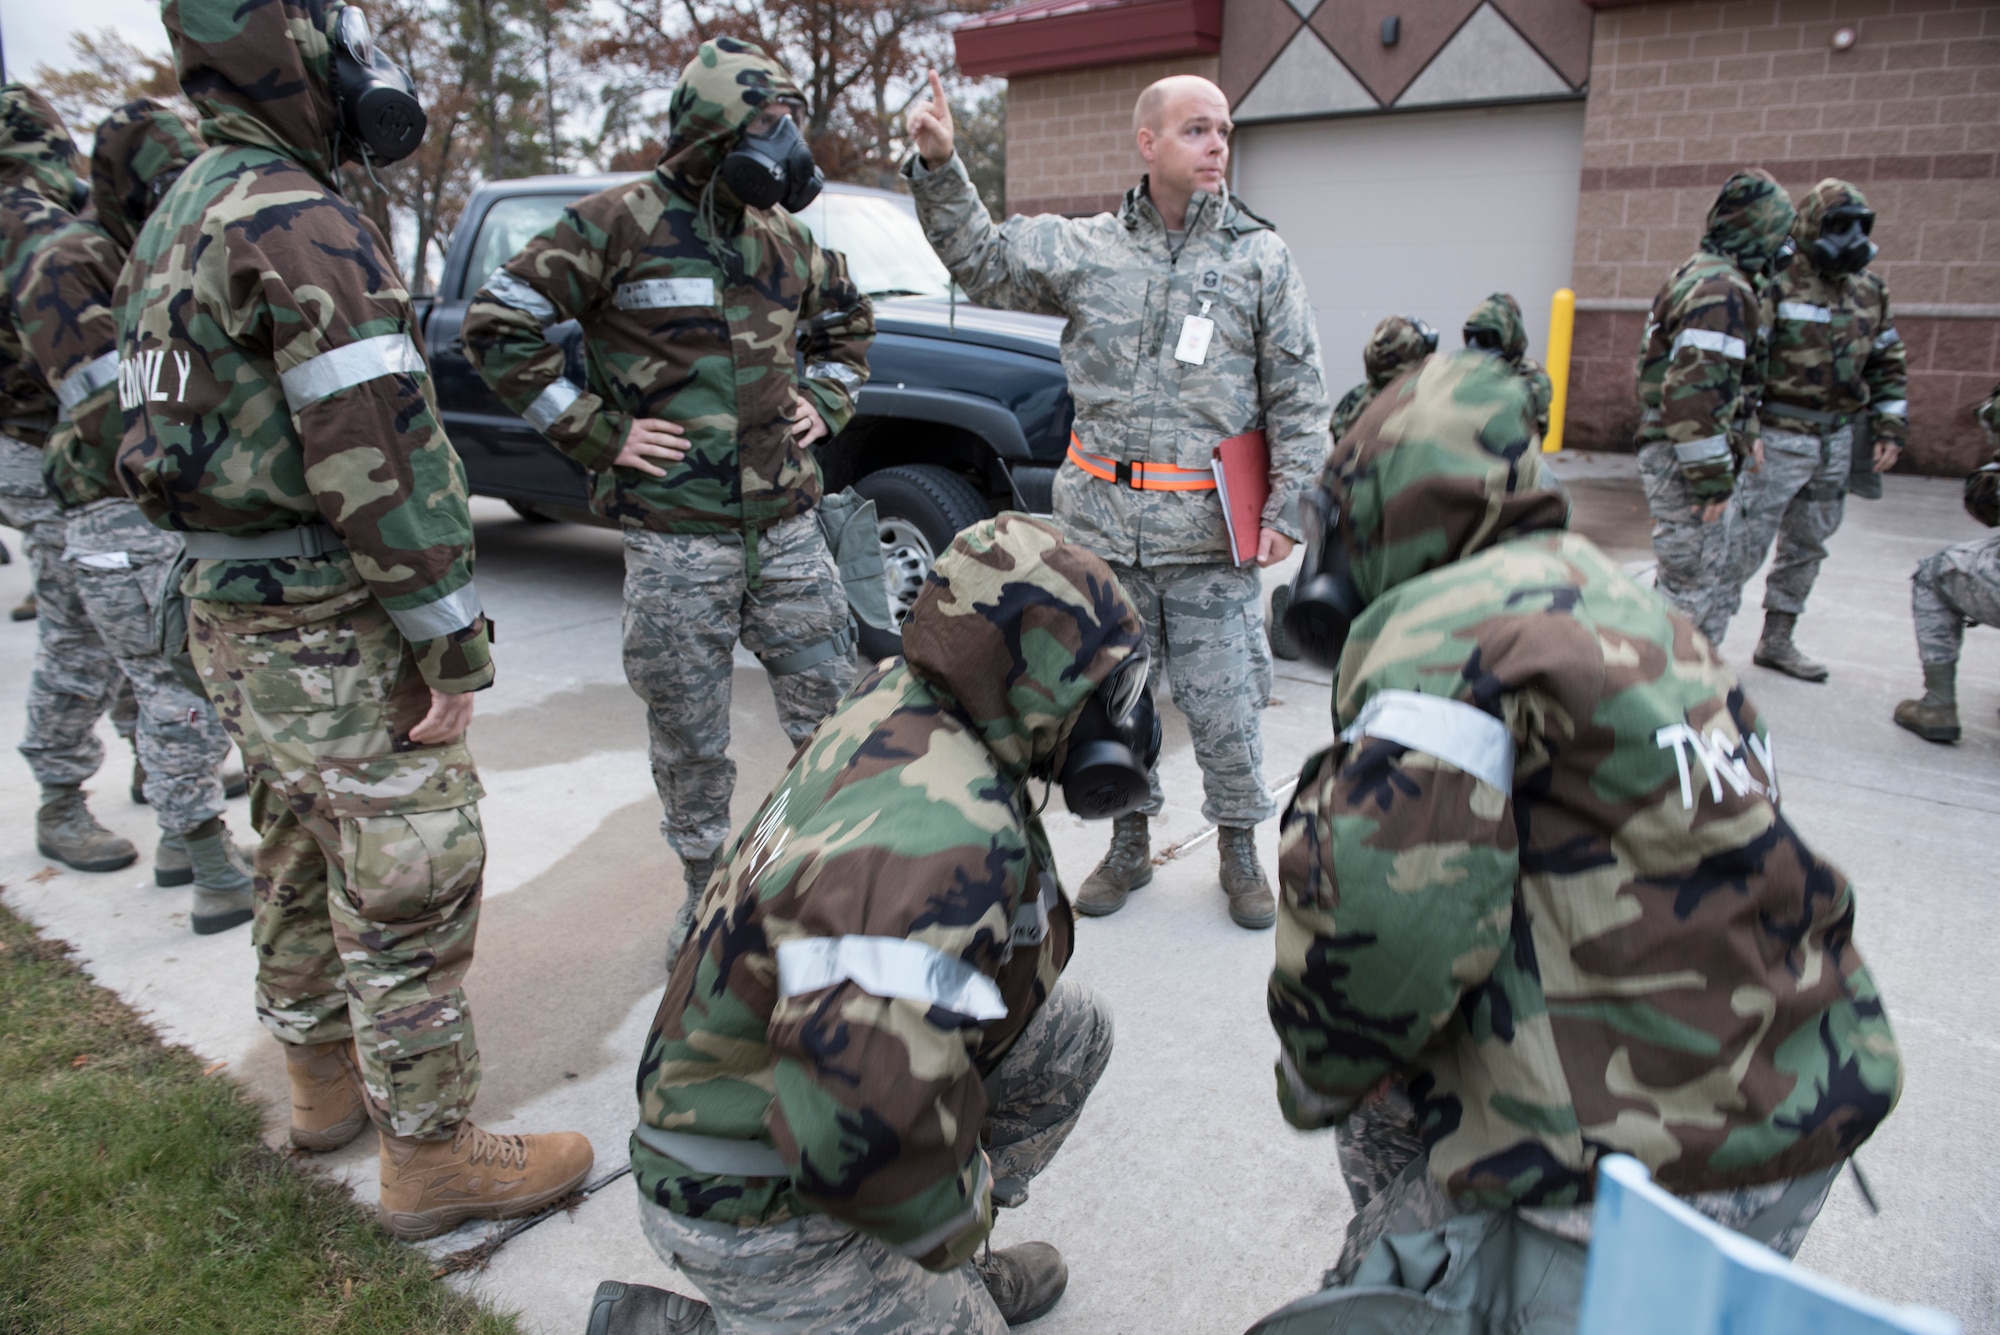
left=1176, top=297, right=1215, bottom=365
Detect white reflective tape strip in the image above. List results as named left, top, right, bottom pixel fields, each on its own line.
left=56, top=350, right=119, bottom=412
left=1775, top=301, right=1833, bottom=324
left=482, top=270, right=558, bottom=327
left=890, top=1155, right=992, bottom=1260
left=1339, top=689, right=1515, bottom=793
left=522, top=377, right=582, bottom=432
left=1670, top=328, right=1747, bottom=361
left=614, top=277, right=716, bottom=310
left=1672, top=434, right=1732, bottom=465
left=384, top=581, right=483, bottom=642
left=1011, top=872, right=1056, bottom=948
left=1873, top=327, right=1901, bottom=349
left=776, top=936, right=1007, bottom=1021
left=805, top=361, right=862, bottom=390
left=1874, top=399, right=1908, bottom=418
left=279, top=333, right=425, bottom=411
left=632, top=1123, right=787, bottom=1178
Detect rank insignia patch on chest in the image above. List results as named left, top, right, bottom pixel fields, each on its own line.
left=1200, top=269, right=1221, bottom=291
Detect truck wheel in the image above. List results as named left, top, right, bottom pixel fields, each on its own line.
left=851, top=464, right=993, bottom=660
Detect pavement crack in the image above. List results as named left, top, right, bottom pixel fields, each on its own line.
left=1152, top=775, right=1301, bottom=866
left=429, top=1163, right=634, bottom=1278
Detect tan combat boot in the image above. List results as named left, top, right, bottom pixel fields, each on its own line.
left=284, top=1039, right=369, bottom=1152
left=36, top=784, right=138, bottom=872
left=1218, top=825, right=1275, bottom=930
left=1893, top=662, right=1961, bottom=744
left=975, top=1240, right=1069, bottom=1325
left=1075, top=813, right=1150, bottom=917
left=1752, top=611, right=1829, bottom=682
left=377, top=1121, right=594, bottom=1239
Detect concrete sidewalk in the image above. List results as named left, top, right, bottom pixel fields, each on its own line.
left=1, top=451, right=1994, bottom=1334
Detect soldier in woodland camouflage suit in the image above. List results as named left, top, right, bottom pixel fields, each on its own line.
left=17, top=99, right=258, bottom=928
left=0, top=84, right=142, bottom=873
left=1462, top=291, right=1553, bottom=436
left=1635, top=169, right=1796, bottom=645
left=906, top=71, right=1330, bottom=930
left=591, top=515, right=1129, bottom=1335
left=1259, top=354, right=1900, bottom=1317
left=1894, top=382, right=2000, bottom=743
left=464, top=38, right=873, bottom=963
left=1724, top=180, right=1909, bottom=683
left=1329, top=315, right=1435, bottom=446
left=117, top=0, right=590, bottom=1236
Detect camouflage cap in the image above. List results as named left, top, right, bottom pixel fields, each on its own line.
left=89, top=99, right=203, bottom=251
left=1463, top=291, right=1528, bottom=363
left=166, top=0, right=343, bottom=182
left=1326, top=350, right=1568, bottom=605
left=1793, top=177, right=1872, bottom=242
left=900, top=512, right=1146, bottom=777
left=0, top=84, right=82, bottom=208
left=1363, top=316, right=1434, bottom=390
left=660, top=37, right=806, bottom=189
left=1701, top=167, right=1795, bottom=274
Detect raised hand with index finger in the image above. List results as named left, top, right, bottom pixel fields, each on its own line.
left=908, top=69, right=955, bottom=169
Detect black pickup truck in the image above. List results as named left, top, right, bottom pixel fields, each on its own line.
left=415, top=175, right=1072, bottom=654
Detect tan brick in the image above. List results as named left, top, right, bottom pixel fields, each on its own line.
left=1821, top=98, right=1879, bottom=127
left=1669, top=4, right=1725, bottom=31
left=1940, top=93, right=2000, bottom=124
left=1579, top=191, right=1629, bottom=227
left=1846, top=127, right=1912, bottom=153
left=1899, top=180, right=1965, bottom=219
left=1614, top=63, right=1669, bottom=90
left=1906, top=123, right=1969, bottom=153
left=1747, top=23, right=1806, bottom=52
left=1884, top=261, right=1947, bottom=301
left=1773, top=48, right=1837, bottom=76
left=1717, top=52, right=1779, bottom=79
left=1920, top=8, right=1987, bottom=38
left=1857, top=13, right=1926, bottom=40
left=1693, top=30, right=1751, bottom=56
left=1617, top=7, right=1675, bottom=38
left=1877, top=97, right=1945, bottom=124
left=1956, top=179, right=2000, bottom=222
left=1598, top=227, right=1652, bottom=262
left=1944, top=36, right=1999, bottom=65
left=1633, top=137, right=1687, bottom=164
left=1764, top=104, right=1824, bottom=130
left=1741, top=79, right=1802, bottom=105
left=1853, top=70, right=1921, bottom=97
left=1919, top=219, right=1986, bottom=261
left=1626, top=188, right=1683, bottom=224
left=1659, top=111, right=1715, bottom=138
left=1944, top=262, right=2000, bottom=303
left=1793, top=73, right=1859, bottom=101
left=1643, top=34, right=1697, bottom=60
left=1722, top=0, right=1782, bottom=26
left=1687, top=82, right=1744, bottom=110
left=1777, top=0, right=1838, bottom=22
left=1572, top=264, right=1621, bottom=300
left=1737, top=132, right=1796, bottom=157
left=1584, top=141, right=1634, bottom=169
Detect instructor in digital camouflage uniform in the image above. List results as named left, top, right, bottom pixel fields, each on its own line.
left=1724, top=179, right=1908, bottom=683
left=0, top=84, right=143, bottom=873
left=1634, top=168, right=1796, bottom=646
left=464, top=38, right=872, bottom=967
left=118, top=0, right=589, bottom=1237
left=18, top=99, right=259, bottom=933
left=588, top=514, right=1137, bottom=1335
left=1257, top=353, right=1900, bottom=1321
left=906, top=70, right=1330, bottom=930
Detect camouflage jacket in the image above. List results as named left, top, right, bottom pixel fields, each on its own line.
left=634, top=513, right=1143, bottom=1269
left=19, top=102, right=200, bottom=509
left=1270, top=353, right=1901, bottom=1209
left=1635, top=170, right=1796, bottom=500
left=463, top=39, right=873, bottom=538
left=1967, top=382, right=1999, bottom=527
left=904, top=152, right=1330, bottom=568
left=115, top=0, right=491, bottom=693
left=0, top=86, right=82, bottom=448
left=1330, top=316, right=1434, bottom=444
left=1465, top=292, right=1553, bottom=437
left=1757, top=182, right=1908, bottom=449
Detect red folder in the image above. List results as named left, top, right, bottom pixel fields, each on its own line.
left=1212, top=428, right=1269, bottom=566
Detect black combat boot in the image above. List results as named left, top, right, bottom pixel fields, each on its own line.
left=584, top=1280, right=712, bottom=1335
left=1218, top=825, right=1275, bottom=929
left=1268, top=586, right=1301, bottom=661
left=1893, top=662, right=1961, bottom=743
left=665, top=855, right=715, bottom=970
left=36, top=784, right=138, bottom=872
left=184, top=816, right=254, bottom=934
left=1753, top=611, right=1829, bottom=682
left=1075, top=813, right=1150, bottom=917
left=976, top=1240, right=1069, bottom=1325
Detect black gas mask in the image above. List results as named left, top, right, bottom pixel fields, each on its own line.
left=1410, top=317, right=1440, bottom=354
left=330, top=5, right=427, bottom=165
left=1056, top=647, right=1162, bottom=820
left=1809, top=207, right=1877, bottom=276
left=720, top=109, right=823, bottom=213
left=1464, top=325, right=1507, bottom=354
left=1281, top=486, right=1367, bottom=670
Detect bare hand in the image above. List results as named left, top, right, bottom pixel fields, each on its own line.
left=410, top=688, right=474, bottom=745
left=1746, top=439, right=1765, bottom=473
left=1256, top=527, right=1295, bottom=568
left=1872, top=439, right=1901, bottom=473
left=614, top=418, right=689, bottom=477
left=1697, top=499, right=1730, bottom=524
left=791, top=393, right=829, bottom=448
left=908, top=69, right=955, bottom=169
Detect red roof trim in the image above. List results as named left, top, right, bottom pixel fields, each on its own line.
left=955, top=0, right=1222, bottom=78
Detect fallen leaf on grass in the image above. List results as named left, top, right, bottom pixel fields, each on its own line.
left=342, top=1277, right=353, bottom=1302
left=28, top=866, right=61, bottom=883
left=202, top=1060, right=228, bottom=1076
left=71, top=1054, right=91, bottom=1068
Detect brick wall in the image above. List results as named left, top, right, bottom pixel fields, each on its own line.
left=1005, top=56, right=1221, bottom=216
left=1565, top=0, right=1999, bottom=472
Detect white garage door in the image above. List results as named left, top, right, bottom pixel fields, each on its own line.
left=1234, top=101, right=1585, bottom=387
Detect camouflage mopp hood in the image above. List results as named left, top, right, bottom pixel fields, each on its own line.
left=1793, top=176, right=1871, bottom=242
left=90, top=99, right=203, bottom=251
left=0, top=84, right=82, bottom=209
left=1328, top=351, right=1569, bottom=606
left=165, top=0, right=347, bottom=184
left=659, top=37, right=805, bottom=196
left=1363, top=315, right=1433, bottom=390
left=901, top=513, right=1147, bottom=779
left=1701, top=167, right=1795, bottom=274
left=1464, top=291, right=1528, bottom=363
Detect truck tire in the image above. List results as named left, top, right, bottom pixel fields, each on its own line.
left=851, top=464, right=993, bottom=661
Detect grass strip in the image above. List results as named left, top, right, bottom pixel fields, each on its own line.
left=0, top=900, right=519, bottom=1335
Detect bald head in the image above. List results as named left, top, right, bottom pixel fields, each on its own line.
left=1133, top=75, right=1232, bottom=221
left=1133, top=75, right=1228, bottom=136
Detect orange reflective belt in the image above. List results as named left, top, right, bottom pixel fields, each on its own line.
left=1065, top=436, right=1218, bottom=492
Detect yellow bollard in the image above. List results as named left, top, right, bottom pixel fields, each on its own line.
left=1544, top=288, right=1575, bottom=452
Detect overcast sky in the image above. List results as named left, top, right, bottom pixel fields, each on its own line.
left=4, top=1, right=171, bottom=85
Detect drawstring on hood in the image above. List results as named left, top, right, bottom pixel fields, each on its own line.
left=89, top=100, right=203, bottom=251
left=0, top=85, right=83, bottom=210
left=165, top=0, right=345, bottom=185
left=1363, top=316, right=1434, bottom=390
left=1701, top=167, right=1796, bottom=276
left=658, top=37, right=808, bottom=278
left=1464, top=292, right=1529, bottom=364
left=901, top=513, right=1146, bottom=780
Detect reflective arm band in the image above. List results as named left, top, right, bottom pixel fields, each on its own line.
left=615, top=277, right=717, bottom=309
left=385, top=581, right=483, bottom=643
left=1874, top=399, right=1908, bottom=418
left=1672, top=434, right=1733, bottom=466
left=1339, top=689, right=1516, bottom=793
left=632, top=1124, right=787, bottom=1178
left=1874, top=327, right=1901, bottom=350
left=805, top=361, right=862, bottom=390
left=280, top=333, right=426, bottom=411
left=55, top=350, right=118, bottom=412
left=523, top=377, right=582, bottom=433
left=1775, top=301, right=1833, bottom=324
left=1670, top=328, right=1747, bottom=361
left=483, top=270, right=559, bottom=327
left=776, top=936, right=1007, bottom=1021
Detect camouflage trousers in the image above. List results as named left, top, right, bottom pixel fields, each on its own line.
left=1723, top=424, right=1851, bottom=623
left=636, top=977, right=1114, bottom=1334
left=1115, top=561, right=1275, bottom=826
left=190, top=587, right=486, bottom=1140
left=1638, top=440, right=1740, bottom=644
left=0, top=434, right=135, bottom=786
left=1911, top=530, right=2000, bottom=665
left=623, top=516, right=853, bottom=866
left=65, top=499, right=232, bottom=834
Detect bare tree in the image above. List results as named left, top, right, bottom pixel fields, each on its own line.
left=30, top=29, right=186, bottom=137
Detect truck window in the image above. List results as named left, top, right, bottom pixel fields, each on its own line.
left=790, top=192, right=954, bottom=300
left=459, top=194, right=580, bottom=299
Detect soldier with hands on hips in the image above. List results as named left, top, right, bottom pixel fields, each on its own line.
left=904, top=69, right=1331, bottom=931
left=464, top=38, right=873, bottom=967
left=117, top=0, right=590, bottom=1236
